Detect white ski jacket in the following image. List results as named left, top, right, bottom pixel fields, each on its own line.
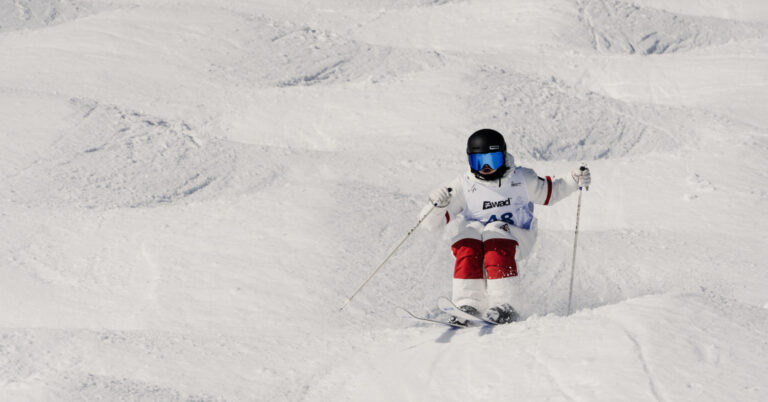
left=423, top=153, right=579, bottom=230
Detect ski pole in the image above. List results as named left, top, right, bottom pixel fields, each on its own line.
left=567, top=166, right=587, bottom=316
left=339, top=189, right=451, bottom=312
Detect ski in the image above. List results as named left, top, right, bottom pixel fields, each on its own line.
left=437, top=296, right=498, bottom=326
left=396, top=307, right=467, bottom=328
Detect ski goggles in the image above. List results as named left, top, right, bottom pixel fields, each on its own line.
left=468, top=151, right=505, bottom=171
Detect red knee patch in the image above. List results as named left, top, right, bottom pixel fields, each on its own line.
left=484, top=238, right=518, bottom=279
left=451, top=239, right=483, bottom=279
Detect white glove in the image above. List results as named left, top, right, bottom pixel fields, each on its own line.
left=572, top=166, right=591, bottom=190
left=429, top=186, right=452, bottom=207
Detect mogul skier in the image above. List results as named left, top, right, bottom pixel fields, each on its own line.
left=425, top=129, right=591, bottom=325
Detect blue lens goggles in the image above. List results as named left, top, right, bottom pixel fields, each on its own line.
left=468, top=151, right=505, bottom=171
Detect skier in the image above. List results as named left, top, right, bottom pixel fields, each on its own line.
left=425, top=129, right=591, bottom=325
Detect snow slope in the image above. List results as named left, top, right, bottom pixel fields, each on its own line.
left=1, top=0, right=767, bottom=400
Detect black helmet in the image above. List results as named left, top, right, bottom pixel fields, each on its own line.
left=467, top=128, right=506, bottom=154
left=466, top=129, right=508, bottom=180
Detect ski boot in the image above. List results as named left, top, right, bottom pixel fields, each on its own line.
left=485, top=304, right=520, bottom=324
left=448, top=305, right=481, bottom=327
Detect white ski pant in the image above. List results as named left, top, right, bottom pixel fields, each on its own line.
left=450, top=219, right=537, bottom=310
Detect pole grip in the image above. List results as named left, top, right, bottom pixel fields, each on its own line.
left=578, top=164, right=588, bottom=191
left=432, top=187, right=453, bottom=207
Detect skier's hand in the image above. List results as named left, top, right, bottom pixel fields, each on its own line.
left=572, top=166, right=591, bottom=190
left=429, top=187, right=452, bottom=207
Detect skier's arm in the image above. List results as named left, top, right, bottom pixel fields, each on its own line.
left=521, top=167, right=580, bottom=206
left=420, top=177, right=464, bottom=230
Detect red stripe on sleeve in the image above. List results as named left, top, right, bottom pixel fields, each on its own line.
left=544, top=176, right=553, bottom=205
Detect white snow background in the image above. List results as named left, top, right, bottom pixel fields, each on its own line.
left=1, top=0, right=768, bottom=400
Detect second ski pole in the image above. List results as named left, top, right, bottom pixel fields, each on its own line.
left=339, top=189, right=451, bottom=311
left=567, top=166, right=587, bottom=316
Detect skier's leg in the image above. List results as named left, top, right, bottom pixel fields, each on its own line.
left=482, top=222, right=519, bottom=301
left=450, top=220, right=486, bottom=311
left=481, top=221, right=537, bottom=322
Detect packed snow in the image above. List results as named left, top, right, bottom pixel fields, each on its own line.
left=1, top=0, right=767, bottom=400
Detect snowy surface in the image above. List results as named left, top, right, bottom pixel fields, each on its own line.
left=1, top=0, right=767, bottom=400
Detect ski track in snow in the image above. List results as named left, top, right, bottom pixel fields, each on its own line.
left=622, top=328, right=666, bottom=402
left=1, top=0, right=767, bottom=400
left=576, top=0, right=767, bottom=55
